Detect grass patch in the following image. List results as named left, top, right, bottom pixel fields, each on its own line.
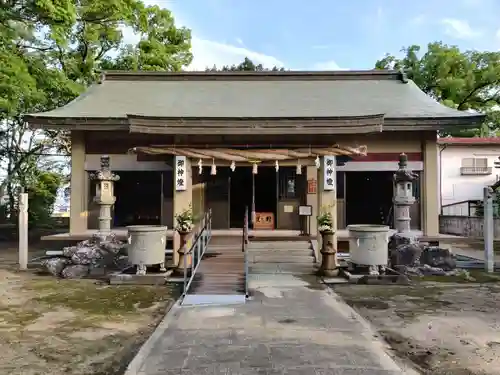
left=25, top=279, right=181, bottom=315
left=419, top=270, right=500, bottom=283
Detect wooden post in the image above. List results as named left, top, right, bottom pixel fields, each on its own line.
left=18, top=192, right=28, bottom=270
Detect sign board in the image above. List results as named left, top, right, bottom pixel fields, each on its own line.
left=299, top=205, right=312, bottom=216
left=283, top=205, right=294, bottom=213
left=323, top=156, right=336, bottom=191
left=307, top=179, right=317, bottom=194
left=254, top=212, right=274, bottom=230
left=175, top=156, right=187, bottom=191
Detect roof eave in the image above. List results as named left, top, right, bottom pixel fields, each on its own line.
left=25, top=113, right=486, bottom=133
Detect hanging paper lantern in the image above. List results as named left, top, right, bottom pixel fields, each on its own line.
left=275, top=160, right=279, bottom=172
left=315, top=156, right=321, bottom=169
left=252, top=163, right=258, bottom=174
left=296, top=160, right=302, bottom=175
left=197, top=159, right=203, bottom=175
left=210, top=160, right=217, bottom=175
left=230, top=161, right=236, bottom=172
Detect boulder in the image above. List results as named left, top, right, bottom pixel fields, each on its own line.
left=420, top=246, right=456, bottom=271
left=61, top=264, right=90, bottom=279
left=42, top=257, right=70, bottom=277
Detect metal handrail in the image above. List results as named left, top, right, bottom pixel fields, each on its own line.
left=182, top=209, right=212, bottom=297
left=243, top=206, right=249, bottom=298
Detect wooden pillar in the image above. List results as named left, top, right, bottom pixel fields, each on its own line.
left=70, top=131, right=87, bottom=234
left=318, top=156, right=337, bottom=248
left=173, top=157, right=192, bottom=266
left=422, top=133, right=439, bottom=236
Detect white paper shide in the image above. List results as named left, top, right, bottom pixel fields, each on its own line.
left=323, top=156, right=336, bottom=191
left=175, top=156, right=187, bottom=191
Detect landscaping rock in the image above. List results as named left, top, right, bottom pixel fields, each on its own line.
left=420, top=246, right=456, bottom=271
left=61, top=264, right=90, bottom=279
left=42, top=258, right=70, bottom=277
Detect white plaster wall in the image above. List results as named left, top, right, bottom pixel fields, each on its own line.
left=84, top=154, right=172, bottom=171
left=441, top=145, right=500, bottom=213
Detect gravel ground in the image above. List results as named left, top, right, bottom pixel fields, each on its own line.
left=331, top=277, right=500, bottom=375
left=0, top=243, right=180, bottom=375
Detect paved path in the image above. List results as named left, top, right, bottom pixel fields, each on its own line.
left=128, top=275, right=413, bottom=374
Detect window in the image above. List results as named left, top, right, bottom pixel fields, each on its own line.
left=461, top=158, right=488, bottom=168
left=460, top=158, right=491, bottom=175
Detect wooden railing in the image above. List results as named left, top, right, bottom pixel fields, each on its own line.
left=182, top=209, right=212, bottom=297
left=243, top=206, right=249, bottom=298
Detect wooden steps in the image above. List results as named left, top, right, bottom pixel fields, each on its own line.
left=189, top=244, right=246, bottom=295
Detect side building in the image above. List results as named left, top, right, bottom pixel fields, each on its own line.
left=439, top=137, right=500, bottom=216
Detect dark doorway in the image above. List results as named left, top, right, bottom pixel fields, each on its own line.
left=345, top=171, right=393, bottom=226
left=113, top=171, right=162, bottom=227
left=229, top=167, right=253, bottom=228
left=229, top=167, right=277, bottom=228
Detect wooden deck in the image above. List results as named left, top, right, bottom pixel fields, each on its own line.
left=189, top=243, right=245, bottom=295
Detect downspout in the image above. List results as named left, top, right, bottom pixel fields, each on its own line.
left=438, top=144, right=448, bottom=215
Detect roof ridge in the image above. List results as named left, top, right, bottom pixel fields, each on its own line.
left=100, top=69, right=405, bottom=82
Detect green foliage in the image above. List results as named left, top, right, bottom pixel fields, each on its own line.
left=26, top=170, right=62, bottom=227
left=206, top=57, right=285, bottom=72
left=375, top=42, right=500, bottom=136
left=0, top=0, right=192, bottom=221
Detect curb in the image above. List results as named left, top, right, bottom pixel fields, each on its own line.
left=322, top=284, right=420, bottom=375
left=123, top=298, right=182, bottom=375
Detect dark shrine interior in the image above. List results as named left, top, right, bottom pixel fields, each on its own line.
left=345, top=171, right=394, bottom=226
left=229, top=167, right=277, bottom=228
left=113, top=171, right=162, bottom=227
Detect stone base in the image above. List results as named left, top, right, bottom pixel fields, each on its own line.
left=109, top=270, right=173, bottom=285
left=339, top=268, right=410, bottom=285
left=317, top=268, right=339, bottom=278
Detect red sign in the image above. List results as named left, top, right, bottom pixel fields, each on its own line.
left=307, top=179, right=317, bottom=194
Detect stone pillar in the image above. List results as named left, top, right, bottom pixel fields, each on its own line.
left=173, top=157, right=192, bottom=267
left=393, top=153, right=417, bottom=237
left=69, top=131, right=87, bottom=234
left=306, top=166, right=318, bottom=236
left=318, top=156, right=337, bottom=247
left=91, top=155, right=119, bottom=239
left=423, top=133, right=439, bottom=236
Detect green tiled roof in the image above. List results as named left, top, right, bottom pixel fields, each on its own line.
left=27, top=70, right=482, bottom=120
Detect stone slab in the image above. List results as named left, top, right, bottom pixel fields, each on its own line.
left=127, top=279, right=414, bottom=375
left=181, top=294, right=246, bottom=306
left=109, top=270, right=172, bottom=285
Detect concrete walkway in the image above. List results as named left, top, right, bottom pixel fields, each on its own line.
left=127, top=275, right=414, bottom=374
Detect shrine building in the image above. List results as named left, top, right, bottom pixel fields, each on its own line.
left=25, top=70, right=484, bottom=239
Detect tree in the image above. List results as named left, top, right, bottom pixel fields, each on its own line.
left=206, top=57, right=285, bottom=72
left=26, top=170, right=62, bottom=227
left=0, top=0, right=192, bottom=222
left=375, top=42, right=500, bottom=136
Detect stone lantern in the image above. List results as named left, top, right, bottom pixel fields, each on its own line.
left=393, top=153, right=417, bottom=236
left=91, top=155, right=120, bottom=238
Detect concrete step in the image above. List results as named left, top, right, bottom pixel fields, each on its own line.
left=249, top=263, right=316, bottom=275
left=247, top=249, right=314, bottom=257
left=248, top=241, right=310, bottom=250
left=250, top=255, right=314, bottom=264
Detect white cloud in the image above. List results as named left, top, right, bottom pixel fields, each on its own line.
left=189, top=38, right=284, bottom=70
left=122, top=1, right=284, bottom=70
left=311, top=60, right=344, bottom=71
left=441, top=18, right=482, bottom=39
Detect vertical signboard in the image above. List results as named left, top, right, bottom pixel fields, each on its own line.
left=175, top=156, right=187, bottom=191
left=323, top=156, right=336, bottom=191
